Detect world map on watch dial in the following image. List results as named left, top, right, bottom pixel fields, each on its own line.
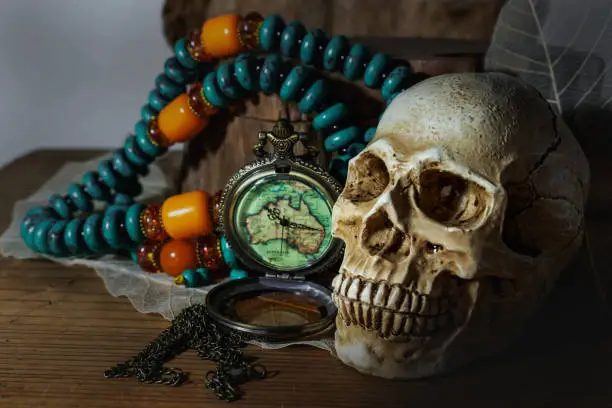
left=233, top=176, right=334, bottom=271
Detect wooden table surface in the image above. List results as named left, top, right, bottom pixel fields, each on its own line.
left=2, top=150, right=612, bottom=408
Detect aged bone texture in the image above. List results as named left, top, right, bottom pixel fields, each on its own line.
left=331, top=73, right=590, bottom=379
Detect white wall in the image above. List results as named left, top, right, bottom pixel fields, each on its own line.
left=0, top=0, right=173, bottom=168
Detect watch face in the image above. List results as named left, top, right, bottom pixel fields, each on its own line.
left=232, top=174, right=335, bottom=272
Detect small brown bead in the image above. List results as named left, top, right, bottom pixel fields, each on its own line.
left=140, top=204, right=168, bottom=242
left=195, top=235, right=223, bottom=271
left=187, top=29, right=212, bottom=62
left=136, top=240, right=164, bottom=272
left=147, top=118, right=173, bottom=147
left=238, top=12, right=263, bottom=49
left=187, top=82, right=219, bottom=117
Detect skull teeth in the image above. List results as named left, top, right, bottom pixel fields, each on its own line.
left=347, top=278, right=361, bottom=299
left=373, top=284, right=388, bottom=307
left=336, top=299, right=451, bottom=338
left=333, top=273, right=453, bottom=316
left=332, top=273, right=455, bottom=338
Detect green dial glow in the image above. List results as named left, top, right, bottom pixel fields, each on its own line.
left=233, top=175, right=334, bottom=271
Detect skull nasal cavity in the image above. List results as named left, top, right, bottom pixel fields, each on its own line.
left=361, top=209, right=401, bottom=257
left=343, top=153, right=390, bottom=203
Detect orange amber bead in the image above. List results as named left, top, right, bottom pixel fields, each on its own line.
left=238, top=12, right=263, bottom=49
left=161, top=190, right=213, bottom=240
left=140, top=204, right=168, bottom=241
left=195, top=234, right=223, bottom=271
left=159, top=239, right=198, bottom=277
left=187, top=82, right=219, bottom=117
left=200, top=14, right=243, bottom=59
left=157, top=94, right=209, bottom=144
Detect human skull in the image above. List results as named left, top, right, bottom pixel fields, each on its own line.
left=331, top=73, right=590, bottom=379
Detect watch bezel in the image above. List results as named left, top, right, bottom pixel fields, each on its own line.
left=218, top=156, right=344, bottom=277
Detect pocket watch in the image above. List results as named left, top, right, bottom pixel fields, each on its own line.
left=206, top=119, right=344, bottom=341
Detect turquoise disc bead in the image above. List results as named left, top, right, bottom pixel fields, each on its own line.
left=174, top=37, right=199, bottom=70
left=329, top=154, right=351, bottom=182
left=216, top=62, right=242, bottom=99
left=124, top=135, right=150, bottom=167
left=259, top=54, right=283, bottom=94
left=260, top=15, right=285, bottom=51
left=155, top=74, right=184, bottom=100
left=148, top=90, right=168, bottom=113
left=113, top=194, right=134, bottom=207
left=313, top=103, right=349, bottom=130
left=67, top=183, right=93, bottom=212
left=203, top=72, right=228, bottom=108
left=300, top=29, right=326, bottom=66
left=125, top=203, right=146, bottom=243
left=364, top=53, right=391, bottom=88
left=98, top=161, right=119, bottom=190
left=83, top=214, right=107, bottom=253
left=181, top=269, right=199, bottom=288
left=135, top=121, right=164, bottom=157
left=323, top=35, right=349, bottom=72
left=381, top=65, right=413, bottom=100
left=111, top=150, right=136, bottom=178
left=140, top=104, right=156, bottom=123
left=325, top=126, right=360, bottom=152
left=33, top=219, right=55, bottom=254
left=102, top=209, right=126, bottom=250
left=64, top=218, right=85, bottom=255
left=298, top=79, right=328, bottom=114
left=280, top=21, right=306, bottom=57
left=82, top=171, right=109, bottom=202
left=49, top=194, right=71, bottom=219
left=234, top=54, right=258, bottom=92
left=343, top=43, right=369, bottom=80
left=195, top=267, right=211, bottom=284
left=364, top=126, right=377, bottom=142
left=220, top=235, right=239, bottom=269
left=20, top=207, right=50, bottom=249
left=48, top=220, right=69, bottom=256
left=164, top=57, right=191, bottom=85
left=347, top=142, right=366, bottom=157
left=230, top=269, right=249, bottom=280
left=280, top=66, right=311, bottom=101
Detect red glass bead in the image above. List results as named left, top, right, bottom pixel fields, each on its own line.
left=212, top=190, right=223, bottom=226
left=160, top=239, right=198, bottom=277
left=148, top=118, right=172, bottom=147
left=136, top=241, right=163, bottom=272
left=187, top=29, right=213, bottom=62
left=238, top=12, right=263, bottom=49
left=187, top=82, right=219, bottom=117
left=140, top=204, right=168, bottom=242
left=195, top=234, right=223, bottom=271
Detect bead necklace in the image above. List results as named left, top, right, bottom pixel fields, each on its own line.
left=20, top=12, right=425, bottom=285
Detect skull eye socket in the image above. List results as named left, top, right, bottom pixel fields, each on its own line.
left=342, top=152, right=390, bottom=203
left=416, top=169, right=490, bottom=228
